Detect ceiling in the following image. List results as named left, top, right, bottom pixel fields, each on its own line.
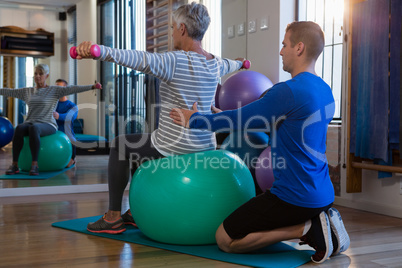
left=0, top=0, right=82, bottom=10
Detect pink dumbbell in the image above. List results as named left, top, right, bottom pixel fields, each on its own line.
left=242, top=60, right=251, bottom=69
left=94, top=82, right=102, bottom=89
left=69, top=44, right=101, bottom=59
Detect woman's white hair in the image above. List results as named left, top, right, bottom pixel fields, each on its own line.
left=172, top=2, right=210, bottom=41
left=35, top=63, right=50, bottom=75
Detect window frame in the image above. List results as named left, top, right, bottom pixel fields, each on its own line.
left=297, top=0, right=345, bottom=121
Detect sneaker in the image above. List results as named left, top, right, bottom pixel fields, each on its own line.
left=300, top=211, right=333, bottom=263
left=29, top=165, right=39, bottom=176
left=327, top=207, right=350, bottom=256
left=5, top=164, right=20, bottom=175
left=121, top=210, right=138, bottom=227
left=87, top=214, right=126, bottom=234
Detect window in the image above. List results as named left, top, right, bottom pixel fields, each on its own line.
left=99, top=0, right=116, bottom=140
left=298, top=0, right=344, bottom=119
left=196, top=0, right=222, bottom=57
left=67, top=9, right=77, bottom=89
left=20, top=57, right=35, bottom=123
left=25, top=57, right=34, bottom=87
left=99, top=0, right=147, bottom=140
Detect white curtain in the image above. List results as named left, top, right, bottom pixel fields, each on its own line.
left=135, top=0, right=146, bottom=52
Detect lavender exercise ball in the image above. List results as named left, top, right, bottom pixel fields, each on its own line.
left=218, top=71, right=273, bottom=110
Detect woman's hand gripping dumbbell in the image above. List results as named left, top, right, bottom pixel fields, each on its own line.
left=69, top=41, right=100, bottom=59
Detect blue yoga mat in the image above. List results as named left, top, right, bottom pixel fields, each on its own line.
left=52, top=216, right=314, bottom=268
left=0, top=165, right=74, bottom=180
left=75, top=134, right=107, bottom=143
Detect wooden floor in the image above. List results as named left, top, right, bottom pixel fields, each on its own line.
left=0, top=144, right=109, bottom=189
left=1, top=147, right=402, bottom=267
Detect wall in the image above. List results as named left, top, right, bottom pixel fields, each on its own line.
left=338, top=170, right=402, bottom=218
left=221, top=0, right=294, bottom=84
left=221, top=0, right=247, bottom=82
left=327, top=125, right=342, bottom=196
left=0, top=7, right=69, bottom=87
left=75, top=0, right=98, bottom=136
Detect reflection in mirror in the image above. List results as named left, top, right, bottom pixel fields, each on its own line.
left=0, top=55, right=109, bottom=195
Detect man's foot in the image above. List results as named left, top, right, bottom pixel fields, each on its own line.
left=121, top=210, right=138, bottom=227
left=327, top=207, right=350, bottom=256
left=87, top=214, right=126, bottom=234
left=300, top=211, right=333, bottom=263
left=29, top=165, right=39, bottom=176
left=5, top=164, right=20, bottom=175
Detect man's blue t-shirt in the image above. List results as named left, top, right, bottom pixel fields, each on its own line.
left=189, top=72, right=335, bottom=208
left=55, top=100, right=78, bottom=142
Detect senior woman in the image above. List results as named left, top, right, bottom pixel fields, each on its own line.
left=0, top=63, right=102, bottom=176
left=74, top=2, right=248, bottom=234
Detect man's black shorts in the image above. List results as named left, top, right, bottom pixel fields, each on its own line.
left=223, top=190, right=332, bottom=239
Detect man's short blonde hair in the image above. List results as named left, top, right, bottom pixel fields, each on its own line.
left=286, top=21, right=325, bottom=61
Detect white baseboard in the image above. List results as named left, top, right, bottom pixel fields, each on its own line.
left=335, top=196, right=402, bottom=219
left=0, top=184, right=109, bottom=197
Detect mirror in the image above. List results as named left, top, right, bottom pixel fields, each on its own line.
left=0, top=55, right=109, bottom=197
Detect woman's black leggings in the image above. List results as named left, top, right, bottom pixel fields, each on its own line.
left=108, top=134, right=164, bottom=211
left=12, top=122, right=56, bottom=162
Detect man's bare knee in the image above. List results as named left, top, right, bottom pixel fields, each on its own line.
left=215, top=224, right=234, bottom=253
left=216, top=236, right=231, bottom=252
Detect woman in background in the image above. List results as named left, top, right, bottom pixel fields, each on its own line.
left=0, top=63, right=101, bottom=175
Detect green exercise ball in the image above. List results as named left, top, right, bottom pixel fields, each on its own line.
left=18, top=131, right=72, bottom=171
left=129, top=149, right=256, bottom=245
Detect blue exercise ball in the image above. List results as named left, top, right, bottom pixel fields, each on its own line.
left=220, top=131, right=269, bottom=170
left=218, top=71, right=273, bottom=110
left=18, top=131, right=72, bottom=171
left=0, top=117, right=14, bottom=148
left=129, top=150, right=255, bottom=245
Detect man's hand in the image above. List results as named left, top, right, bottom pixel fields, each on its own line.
left=211, top=105, right=222, bottom=114
left=53, top=111, right=59, bottom=120
left=170, top=102, right=199, bottom=128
